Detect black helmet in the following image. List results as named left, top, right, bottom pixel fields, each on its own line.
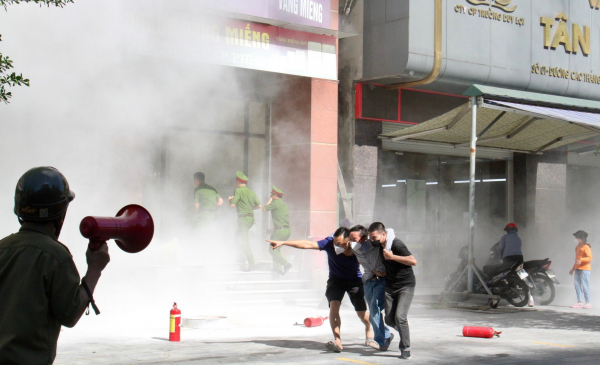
left=573, top=230, right=588, bottom=242
left=14, top=167, right=75, bottom=222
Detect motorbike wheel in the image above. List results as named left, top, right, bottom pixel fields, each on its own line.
left=505, top=278, right=530, bottom=307
left=532, top=273, right=555, bottom=306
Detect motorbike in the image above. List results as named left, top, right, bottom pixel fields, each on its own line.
left=444, top=245, right=535, bottom=308
left=523, top=259, right=558, bottom=305
left=487, top=243, right=559, bottom=306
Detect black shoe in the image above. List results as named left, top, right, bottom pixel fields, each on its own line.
left=380, top=333, right=394, bottom=351
left=400, top=350, right=410, bottom=359
left=282, top=263, right=293, bottom=275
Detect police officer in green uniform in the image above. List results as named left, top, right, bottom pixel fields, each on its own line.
left=193, top=172, right=223, bottom=228
left=263, top=186, right=293, bottom=275
left=0, top=167, right=110, bottom=365
left=228, top=171, right=261, bottom=271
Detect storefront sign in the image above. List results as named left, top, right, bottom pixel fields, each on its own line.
left=363, top=0, right=600, bottom=101
left=200, top=19, right=336, bottom=80
left=201, top=0, right=331, bottom=29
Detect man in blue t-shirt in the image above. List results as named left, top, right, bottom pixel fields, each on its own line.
left=268, top=227, right=377, bottom=353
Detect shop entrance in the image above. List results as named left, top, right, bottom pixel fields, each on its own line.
left=157, top=96, right=271, bottom=258
left=374, top=151, right=509, bottom=280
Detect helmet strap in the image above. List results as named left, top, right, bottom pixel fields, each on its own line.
left=53, top=210, right=67, bottom=238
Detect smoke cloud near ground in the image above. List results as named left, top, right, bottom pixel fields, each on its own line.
left=0, top=0, right=308, bottom=319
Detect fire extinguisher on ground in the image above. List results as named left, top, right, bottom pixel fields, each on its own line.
left=170, top=302, right=181, bottom=342
left=463, top=326, right=501, bottom=338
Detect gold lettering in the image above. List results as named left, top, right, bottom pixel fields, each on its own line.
left=262, top=33, right=270, bottom=50
left=245, top=29, right=252, bottom=47
left=551, top=20, right=572, bottom=53
left=540, top=17, right=555, bottom=48
left=226, top=27, right=239, bottom=45
left=572, top=24, right=591, bottom=55
left=252, top=31, right=261, bottom=47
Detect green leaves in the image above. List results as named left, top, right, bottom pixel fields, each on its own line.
left=1, top=0, right=74, bottom=11
left=0, top=53, right=30, bottom=104
left=0, top=0, right=72, bottom=103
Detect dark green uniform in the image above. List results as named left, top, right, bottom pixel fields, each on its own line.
left=194, top=183, right=221, bottom=226
left=230, top=185, right=261, bottom=266
left=0, top=222, right=83, bottom=365
left=265, top=198, right=291, bottom=269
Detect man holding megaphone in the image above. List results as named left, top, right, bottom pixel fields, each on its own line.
left=0, top=167, right=111, bottom=365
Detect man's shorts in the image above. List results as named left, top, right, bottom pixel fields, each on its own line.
left=325, top=278, right=367, bottom=312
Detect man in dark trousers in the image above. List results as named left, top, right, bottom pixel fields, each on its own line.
left=0, top=167, right=110, bottom=365
left=368, top=222, right=417, bottom=360
left=268, top=227, right=377, bottom=353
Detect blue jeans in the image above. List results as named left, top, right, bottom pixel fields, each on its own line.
left=364, top=277, right=391, bottom=347
left=574, top=269, right=591, bottom=304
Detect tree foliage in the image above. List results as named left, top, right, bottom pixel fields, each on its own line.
left=0, top=0, right=73, bottom=103
left=1, top=0, right=73, bottom=10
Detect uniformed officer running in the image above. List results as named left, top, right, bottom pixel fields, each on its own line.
left=0, top=167, right=110, bottom=365
left=193, top=172, right=223, bottom=229
left=229, top=171, right=261, bottom=271
left=263, top=186, right=293, bottom=275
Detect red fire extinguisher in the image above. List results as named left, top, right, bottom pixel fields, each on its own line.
left=463, top=326, right=501, bottom=338
left=304, top=316, right=329, bottom=327
left=169, top=303, right=181, bottom=342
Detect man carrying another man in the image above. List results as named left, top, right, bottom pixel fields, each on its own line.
left=368, top=222, right=416, bottom=360
left=268, top=227, right=378, bottom=352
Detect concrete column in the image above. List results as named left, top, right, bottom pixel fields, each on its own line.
left=270, top=77, right=338, bottom=241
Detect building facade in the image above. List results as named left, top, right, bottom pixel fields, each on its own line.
left=339, top=0, right=600, bottom=281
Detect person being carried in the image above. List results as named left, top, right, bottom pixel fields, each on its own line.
left=570, top=230, right=592, bottom=309
left=263, top=186, right=292, bottom=275
left=349, top=225, right=394, bottom=351
left=368, top=222, right=416, bottom=360
left=0, top=167, right=110, bottom=365
left=193, top=172, right=223, bottom=228
left=229, top=171, right=261, bottom=271
left=268, top=227, right=378, bottom=353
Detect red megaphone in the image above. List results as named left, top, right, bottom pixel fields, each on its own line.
left=79, top=204, right=154, bottom=253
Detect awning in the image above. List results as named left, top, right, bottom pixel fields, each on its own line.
left=380, top=85, right=600, bottom=154
left=381, top=84, right=600, bottom=294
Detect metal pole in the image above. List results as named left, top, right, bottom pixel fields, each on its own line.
left=468, top=96, right=478, bottom=293
left=506, top=158, right=514, bottom=222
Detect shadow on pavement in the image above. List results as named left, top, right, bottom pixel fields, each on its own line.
left=209, top=339, right=384, bottom=357
left=433, top=306, right=600, bottom=332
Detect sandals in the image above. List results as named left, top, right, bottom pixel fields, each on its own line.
left=365, top=338, right=380, bottom=350
left=326, top=341, right=342, bottom=353
left=325, top=338, right=379, bottom=353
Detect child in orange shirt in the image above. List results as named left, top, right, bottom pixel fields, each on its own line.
left=570, top=230, right=592, bottom=309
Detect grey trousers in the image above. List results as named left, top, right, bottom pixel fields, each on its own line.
left=384, top=285, right=415, bottom=351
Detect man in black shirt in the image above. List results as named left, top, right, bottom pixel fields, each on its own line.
left=368, top=222, right=417, bottom=360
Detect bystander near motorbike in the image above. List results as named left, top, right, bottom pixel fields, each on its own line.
left=445, top=244, right=534, bottom=308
